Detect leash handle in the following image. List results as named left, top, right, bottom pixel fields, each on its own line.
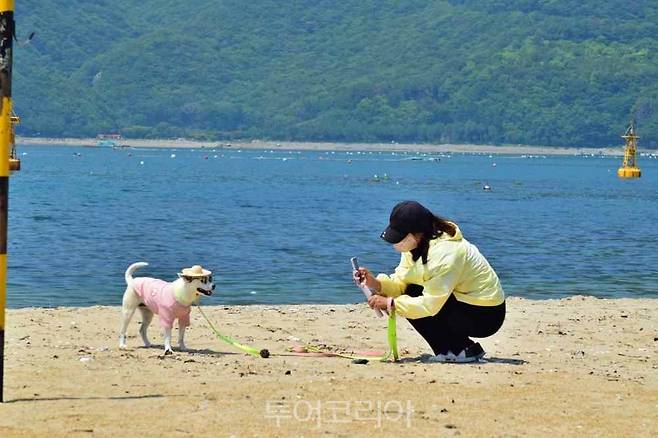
left=388, top=309, right=399, bottom=361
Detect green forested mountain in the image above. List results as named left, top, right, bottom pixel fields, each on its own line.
left=13, top=0, right=658, bottom=147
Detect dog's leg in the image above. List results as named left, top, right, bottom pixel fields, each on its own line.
left=163, top=327, right=173, bottom=355
left=178, top=325, right=187, bottom=351
left=119, top=307, right=136, bottom=349
left=138, top=306, right=154, bottom=347
left=119, top=287, right=140, bottom=349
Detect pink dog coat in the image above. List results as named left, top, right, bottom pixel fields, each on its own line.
left=132, top=277, right=191, bottom=329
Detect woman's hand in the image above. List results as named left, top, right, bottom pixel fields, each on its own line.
left=367, top=295, right=389, bottom=310
left=353, top=267, right=381, bottom=293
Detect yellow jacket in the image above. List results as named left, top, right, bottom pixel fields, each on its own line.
left=376, top=224, right=505, bottom=319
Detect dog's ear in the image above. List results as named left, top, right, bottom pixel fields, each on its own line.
left=178, top=274, right=192, bottom=283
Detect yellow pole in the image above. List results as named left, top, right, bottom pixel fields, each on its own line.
left=0, top=0, right=15, bottom=403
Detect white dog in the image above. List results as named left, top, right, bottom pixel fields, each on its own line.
left=119, top=262, right=214, bottom=354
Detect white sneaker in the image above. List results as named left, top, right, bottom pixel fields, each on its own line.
left=427, top=343, right=485, bottom=363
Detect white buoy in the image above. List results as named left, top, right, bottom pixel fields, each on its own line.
left=170, top=154, right=176, bottom=158
left=140, top=161, right=144, bottom=165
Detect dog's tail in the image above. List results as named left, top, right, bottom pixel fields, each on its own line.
left=125, top=262, right=149, bottom=286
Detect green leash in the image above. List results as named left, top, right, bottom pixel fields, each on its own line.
left=301, top=309, right=399, bottom=362
left=198, top=304, right=398, bottom=362
left=388, top=309, right=399, bottom=361
left=197, top=305, right=270, bottom=358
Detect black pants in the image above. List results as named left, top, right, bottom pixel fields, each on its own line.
left=403, top=284, right=505, bottom=355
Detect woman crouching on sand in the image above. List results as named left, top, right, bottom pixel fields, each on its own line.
left=355, top=201, right=505, bottom=363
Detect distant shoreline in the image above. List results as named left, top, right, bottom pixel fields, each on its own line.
left=17, top=136, right=631, bottom=156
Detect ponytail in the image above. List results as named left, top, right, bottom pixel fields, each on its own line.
left=410, top=214, right=456, bottom=264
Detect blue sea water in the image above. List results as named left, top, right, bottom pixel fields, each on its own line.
left=6, top=144, right=658, bottom=308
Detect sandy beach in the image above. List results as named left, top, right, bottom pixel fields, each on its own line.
left=0, top=296, right=655, bottom=437
left=16, top=136, right=634, bottom=157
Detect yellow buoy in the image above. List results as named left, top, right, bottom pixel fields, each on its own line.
left=617, top=120, right=641, bottom=179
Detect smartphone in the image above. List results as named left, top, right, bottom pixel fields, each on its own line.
left=350, top=257, right=359, bottom=271
left=351, top=257, right=361, bottom=284
left=351, top=256, right=385, bottom=317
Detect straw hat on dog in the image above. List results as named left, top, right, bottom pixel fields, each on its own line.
left=179, top=265, right=212, bottom=277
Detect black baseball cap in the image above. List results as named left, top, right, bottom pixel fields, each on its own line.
left=380, top=201, right=434, bottom=244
